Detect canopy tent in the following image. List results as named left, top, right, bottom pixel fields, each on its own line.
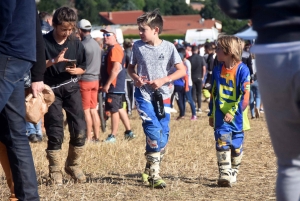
left=234, top=27, right=257, bottom=40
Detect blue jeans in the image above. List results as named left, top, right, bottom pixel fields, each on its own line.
left=249, top=80, right=261, bottom=117
left=185, top=86, right=196, bottom=116
left=174, top=85, right=186, bottom=117
left=26, top=120, right=42, bottom=137
left=0, top=54, right=39, bottom=200
left=256, top=50, right=300, bottom=201
left=135, top=88, right=170, bottom=152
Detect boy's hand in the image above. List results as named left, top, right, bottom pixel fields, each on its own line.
left=65, top=65, right=85, bottom=75
left=134, top=77, right=146, bottom=87
left=224, top=113, right=233, bottom=123
left=209, top=117, right=214, bottom=127
left=146, top=78, right=165, bottom=90
left=54, top=48, right=69, bottom=63
left=65, top=64, right=77, bottom=74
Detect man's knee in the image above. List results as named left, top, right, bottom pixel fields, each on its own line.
left=70, top=130, right=86, bottom=147
left=47, top=136, right=63, bottom=150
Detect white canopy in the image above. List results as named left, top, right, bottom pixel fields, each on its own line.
left=235, top=27, right=257, bottom=40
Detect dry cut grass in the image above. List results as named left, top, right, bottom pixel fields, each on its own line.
left=0, top=105, right=276, bottom=201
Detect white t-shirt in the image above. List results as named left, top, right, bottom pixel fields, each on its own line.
left=130, top=40, right=182, bottom=100
left=184, top=59, right=192, bottom=86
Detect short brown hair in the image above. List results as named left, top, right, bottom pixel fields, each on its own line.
left=137, top=9, right=163, bottom=34
left=217, top=35, right=244, bottom=62
left=52, top=7, right=77, bottom=27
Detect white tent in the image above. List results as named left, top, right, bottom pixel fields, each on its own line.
left=235, top=27, right=257, bottom=40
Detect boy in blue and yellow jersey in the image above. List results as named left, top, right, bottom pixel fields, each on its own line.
left=208, top=35, right=250, bottom=187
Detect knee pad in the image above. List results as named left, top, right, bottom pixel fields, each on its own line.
left=231, top=144, right=243, bottom=157
left=69, top=130, right=86, bottom=147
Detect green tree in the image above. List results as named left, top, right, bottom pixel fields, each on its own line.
left=144, top=0, right=196, bottom=15
left=75, top=0, right=100, bottom=24
left=200, top=0, right=248, bottom=34
left=95, top=0, right=111, bottom=12
left=170, top=0, right=198, bottom=15
left=37, top=0, right=69, bottom=13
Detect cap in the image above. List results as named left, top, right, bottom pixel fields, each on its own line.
left=100, top=26, right=117, bottom=35
left=77, top=19, right=92, bottom=30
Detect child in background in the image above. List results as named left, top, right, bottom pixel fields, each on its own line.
left=128, top=9, right=186, bottom=188
left=43, top=7, right=87, bottom=185
left=208, top=35, right=250, bottom=187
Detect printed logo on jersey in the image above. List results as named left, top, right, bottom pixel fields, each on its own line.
left=158, top=53, right=164, bottom=60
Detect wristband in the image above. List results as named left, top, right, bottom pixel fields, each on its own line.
left=51, top=58, right=56, bottom=64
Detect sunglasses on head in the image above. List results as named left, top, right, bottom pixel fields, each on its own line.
left=103, top=33, right=113, bottom=37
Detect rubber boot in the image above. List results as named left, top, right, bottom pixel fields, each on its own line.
left=146, top=152, right=166, bottom=188
left=65, top=145, right=86, bottom=183
left=231, top=153, right=243, bottom=184
left=216, top=150, right=232, bottom=187
left=46, top=149, right=63, bottom=185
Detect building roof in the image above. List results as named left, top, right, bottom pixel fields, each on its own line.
left=99, top=10, right=144, bottom=25
left=99, top=10, right=221, bottom=35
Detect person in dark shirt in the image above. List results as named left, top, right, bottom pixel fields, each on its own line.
left=188, top=45, right=206, bottom=113
left=241, top=43, right=253, bottom=80
left=0, top=1, right=44, bottom=200
left=43, top=7, right=87, bottom=185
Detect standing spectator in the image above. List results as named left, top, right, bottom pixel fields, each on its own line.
left=218, top=1, right=300, bottom=199
left=177, top=47, right=197, bottom=120
left=43, top=7, right=87, bottom=185
left=39, top=11, right=53, bottom=35
left=0, top=1, right=44, bottom=200
left=100, top=27, right=135, bottom=143
left=77, top=19, right=101, bottom=142
left=124, top=38, right=134, bottom=116
left=188, top=45, right=206, bottom=113
left=241, top=42, right=253, bottom=80
left=249, top=72, right=261, bottom=119
left=26, top=11, right=53, bottom=144
left=173, top=55, right=189, bottom=120
left=128, top=9, right=186, bottom=188
left=208, top=35, right=250, bottom=187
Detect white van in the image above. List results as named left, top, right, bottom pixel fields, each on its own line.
left=185, top=27, right=219, bottom=45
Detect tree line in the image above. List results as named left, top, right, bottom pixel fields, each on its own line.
left=37, top=0, right=247, bottom=35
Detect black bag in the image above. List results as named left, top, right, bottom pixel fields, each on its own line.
left=153, top=90, right=165, bottom=118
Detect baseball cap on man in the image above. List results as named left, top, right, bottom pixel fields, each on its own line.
left=78, top=19, right=92, bottom=30
left=100, top=26, right=117, bottom=35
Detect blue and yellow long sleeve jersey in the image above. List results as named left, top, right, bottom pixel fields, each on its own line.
left=208, top=62, right=250, bottom=132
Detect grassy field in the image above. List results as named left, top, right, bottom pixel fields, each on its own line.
left=0, top=105, right=277, bottom=201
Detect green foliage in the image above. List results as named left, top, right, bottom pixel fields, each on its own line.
left=75, top=0, right=100, bottom=24
left=124, top=34, right=184, bottom=43
left=37, top=0, right=70, bottom=13
left=37, top=0, right=197, bottom=24
left=143, top=0, right=197, bottom=15
left=200, top=0, right=248, bottom=34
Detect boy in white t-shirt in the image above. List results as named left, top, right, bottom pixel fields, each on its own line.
left=127, top=9, right=186, bottom=188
